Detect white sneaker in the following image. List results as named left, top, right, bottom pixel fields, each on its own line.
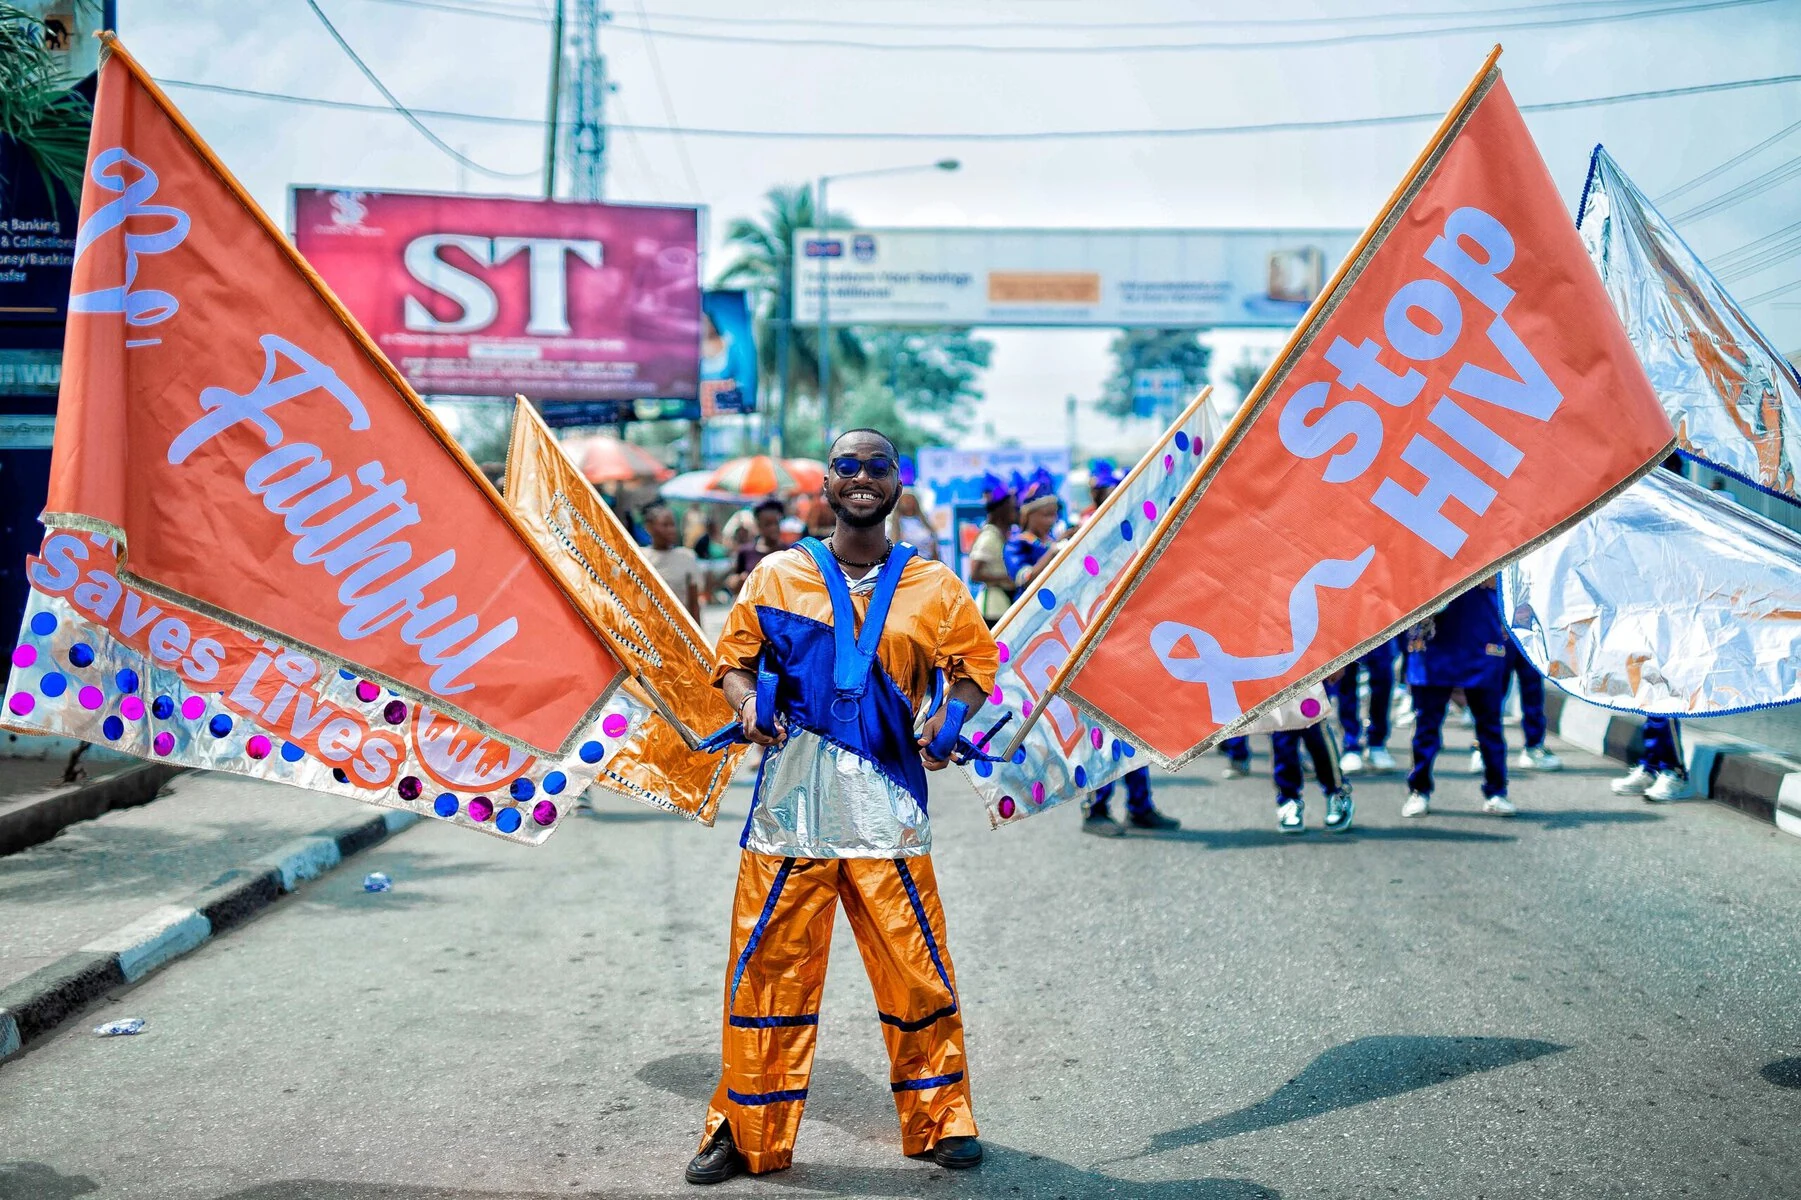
left=1340, top=751, right=1365, bottom=775
left=1367, top=746, right=1398, bottom=772
left=1483, top=794, right=1517, bottom=817
left=1468, top=748, right=1485, bottom=774
left=1611, top=764, right=1656, bottom=795
left=1222, top=761, right=1250, bottom=780
left=1519, top=745, right=1563, bottom=771
left=1644, top=771, right=1695, bottom=802
left=1277, top=799, right=1305, bottom=834
left=1401, top=792, right=1431, bottom=818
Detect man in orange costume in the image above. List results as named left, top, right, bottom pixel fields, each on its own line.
left=686, top=429, right=998, bottom=1184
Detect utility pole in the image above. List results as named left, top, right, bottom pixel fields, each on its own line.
left=542, top=0, right=565, bottom=199
left=567, top=0, right=608, bottom=200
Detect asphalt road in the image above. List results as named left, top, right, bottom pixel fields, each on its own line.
left=2, top=736, right=1798, bottom=1200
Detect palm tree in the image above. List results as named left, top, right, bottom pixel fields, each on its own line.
left=714, top=184, right=868, bottom=450
left=1, top=4, right=93, bottom=205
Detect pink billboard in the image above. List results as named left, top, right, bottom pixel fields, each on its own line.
left=292, top=188, right=700, bottom=403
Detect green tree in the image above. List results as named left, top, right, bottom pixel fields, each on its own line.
left=714, top=184, right=867, bottom=427
left=1098, top=328, right=1212, bottom=420
left=0, top=3, right=94, bottom=204
left=1229, top=348, right=1275, bottom=407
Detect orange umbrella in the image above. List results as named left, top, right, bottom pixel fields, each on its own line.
left=561, top=434, right=673, bottom=483
left=783, top=458, right=827, bottom=494
left=703, top=455, right=797, bottom=496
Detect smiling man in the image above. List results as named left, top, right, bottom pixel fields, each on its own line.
left=686, top=429, right=999, bottom=1184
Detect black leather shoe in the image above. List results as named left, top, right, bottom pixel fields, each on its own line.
left=1128, top=808, right=1180, bottom=831
left=931, top=1135, right=984, bottom=1169
left=685, top=1125, right=746, bottom=1185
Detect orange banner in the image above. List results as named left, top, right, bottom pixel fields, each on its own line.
left=502, top=399, right=742, bottom=822
left=44, top=40, right=622, bottom=756
left=1061, top=58, right=1674, bottom=767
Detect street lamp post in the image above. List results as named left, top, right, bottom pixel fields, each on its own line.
left=815, top=159, right=959, bottom=439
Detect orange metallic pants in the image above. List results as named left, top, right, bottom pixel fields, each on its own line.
left=701, top=851, right=977, bottom=1173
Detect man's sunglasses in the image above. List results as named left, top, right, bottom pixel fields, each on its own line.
left=830, top=455, right=895, bottom=480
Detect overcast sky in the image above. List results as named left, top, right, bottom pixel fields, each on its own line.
left=114, top=0, right=1801, bottom=455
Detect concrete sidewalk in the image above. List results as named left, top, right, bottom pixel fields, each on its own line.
left=0, top=771, right=415, bottom=1059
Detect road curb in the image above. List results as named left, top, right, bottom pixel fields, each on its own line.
left=0, top=807, right=418, bottom=1064
left=0, top=761, right=185, bottom=856
left=1543, top=691, right=1800, bottom=838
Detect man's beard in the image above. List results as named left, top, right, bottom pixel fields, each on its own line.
left=826, top=486, right=900, bottom=529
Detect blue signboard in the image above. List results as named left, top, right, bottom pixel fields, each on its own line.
left=700, top=289, right=757, bottom=416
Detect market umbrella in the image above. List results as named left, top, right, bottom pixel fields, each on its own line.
left=783, top=458, right=827, bottom=494
left=661, top=470, right=747, bottom=504
left=704, top=454, right=796, bottom=497
left=561, top=434, right=673, bottom=483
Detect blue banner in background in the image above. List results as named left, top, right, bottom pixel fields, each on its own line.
left=700, top=289, right=758, bottom=416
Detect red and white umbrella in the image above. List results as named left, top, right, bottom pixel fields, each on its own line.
left=559, top=434, right=673, bottom=483
left=703, top=455, right=797, bottom=497
left=783, top=458, right=828, bottom=495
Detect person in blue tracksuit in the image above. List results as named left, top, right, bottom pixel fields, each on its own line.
left=1402, top=580, right=1515, bottom=818
left=1334, top=639, right=1398, bottom=774
left=1611, top=714, right=1693, bottom=801
left=1271, top=722, right=1353, bottom=833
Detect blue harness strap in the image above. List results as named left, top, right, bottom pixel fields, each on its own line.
left=797, top=537, right=916, bottom=724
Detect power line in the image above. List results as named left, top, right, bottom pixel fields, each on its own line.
left=302, top=0, right=538, bottom=177
left=157, top=70, right=1801, bottom=142
left=603, top=0, right=1773, bottom=54
left=1715, top=235, right=1801, bottom=283
left=355, top=0, right=546, bottom=22
left=1709, top=217, right=1801, bottom=272
left=1741, top=276, right=1801, bottom=304
left=1655, top=116, right=1801, bottom=203
left=626, top=0, right=1700, bottom=31
left=1670, top=153, right=1801, bottom=222
left=630, top=0, right=700, bottom=197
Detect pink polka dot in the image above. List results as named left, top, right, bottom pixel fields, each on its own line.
left=1090, top=727, right=1104, bottom=749
left=119, top=696, right=145, bottom=721
left=354, top=680, right=380, bottom=703
left=8, top=692, right=34, bottom=717
left=1163, top=453, right=1174, bottom=473
left=153, top=731, right=175, bottom=755
left=1143, top=500, right=1157, bottom=520
left=1193, top=439, right=1206, bottom=455
left=181, top=696, right=206, bottom=720
left=79, top=686, right=105, bottom=711
left=997, top=796, right=1016, bottom=819
left=601, top=712, right=630, bottom=738
left=990, top=685, right=1003, bottom=705
left=996, top=642, right=1009, bottom=664
left=1030, top=781, right=1045, bottom=804
left=1300, top=697, right=1321, bottom=719
left=1021, top=701, right=1032, bottom=719
left=246, top=735, right=272, bottom=759
left=11, top=644, right=36, bottom=668
left=1083, top=555, right=1099, bottom=576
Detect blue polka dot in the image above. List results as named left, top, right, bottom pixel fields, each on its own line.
left=39, top=672, right=67, bottom=698
left=510, top=777, right=536, bottom=802
left=332, top=767, right=348, bottom=783
left=68, top=643, right=94, bottom=669
left=495, top=807, right=523, bottom=834
left=1121, top=742, right=1136, bottom=758
left=151, top=695, right=175, bottom=719
left=974, top=759, right=993, bottom=778
left=208, top=713, right=233, bottom=737
left=102, top=715, right=124, bottom=740
left=1174, top=431, right=1190, bottom=451
left=1074, top=765, right=1088, bottom=787
left=579, top=740, right=604, bottom=763
left=338, top=668, right=355, bottom=680
left=281, top=741, right=305, bottom=762
left=542, top=771, right=567, bottom=795
left=115, top=668, right=139, bottom=694
left=1012, top=748, right=1026, bottom=766
left=29, top=612, right=56, bottom=637
left=1119, top=520, right=1133, bottom=542
left=1111, top=740, right=1124, bottom=761
left=1036, top=589, right=1055, bottom=610
left=433, top=793, right=459, bottom=818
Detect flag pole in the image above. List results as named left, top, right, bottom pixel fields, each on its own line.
left=996, top=45, right=1504, bottom=762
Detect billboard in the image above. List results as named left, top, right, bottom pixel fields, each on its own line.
left=293, top=188, right=700, bottom=402
left=700, top=289, right=758, bottom=416
left=793, top=227, right=1360, bottom=328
